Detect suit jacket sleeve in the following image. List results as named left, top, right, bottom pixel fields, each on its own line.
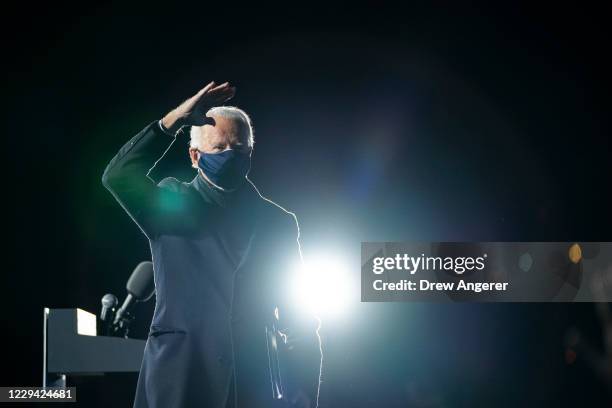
left=276, top=212, right=322, bottom=406
left=101, top=120, right=183, bottom=239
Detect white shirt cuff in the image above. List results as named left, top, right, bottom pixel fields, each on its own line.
left=158, top=119, right=177, bottom=137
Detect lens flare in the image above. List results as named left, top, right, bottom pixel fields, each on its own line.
left=292, top=253, right=352, bottom=318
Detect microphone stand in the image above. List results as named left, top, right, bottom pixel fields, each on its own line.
left=111, top=311, right=134, bottom=339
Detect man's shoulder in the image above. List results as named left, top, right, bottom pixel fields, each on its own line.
left=251, top=184, right=299, bottom=236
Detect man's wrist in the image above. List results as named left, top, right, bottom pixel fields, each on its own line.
left=160, top=111, right=184, bottom=136
left=158, top=119, right=177, bottom=136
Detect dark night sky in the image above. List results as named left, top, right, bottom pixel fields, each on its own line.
left=3, top=3, right=611, bottom=407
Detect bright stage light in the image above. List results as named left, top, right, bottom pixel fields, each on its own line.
left=292, top=253, right=353, bottom=318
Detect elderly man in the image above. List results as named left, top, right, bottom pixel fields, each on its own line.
left=102, top=82, right=321, bottom=408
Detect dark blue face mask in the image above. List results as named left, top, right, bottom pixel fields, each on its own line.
left=197, top=149, right=251, bottom=189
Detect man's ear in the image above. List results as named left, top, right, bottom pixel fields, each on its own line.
left=189, top=148, right=199, bottom=169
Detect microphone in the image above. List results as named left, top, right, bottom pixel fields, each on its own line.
left=100, top=293, right=118, bottom=322
left=100, top=293, right=118, bottom=336
left=113, top=261, right=155, bottom=332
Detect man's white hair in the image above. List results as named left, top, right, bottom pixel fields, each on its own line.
left=189, top=106, right=255, bottom=150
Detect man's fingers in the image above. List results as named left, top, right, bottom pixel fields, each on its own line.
left=196, top=81, right=216, bottom=96
left=209, top=82, right=230, bottom=92
left=207, top=84, right=233, bottom=97
left=193, top=81, right=232, bottom=100
left=210, top=91, right=235, bottom=104
left=207, top=83, right=232, bottom=95
left=209, top=87, right=234, bottom=97
left=207, top=85, right=236, bottom=103
left=190, top=81, right=235, bottom=110
left=219, top=86, right=236, bottom=99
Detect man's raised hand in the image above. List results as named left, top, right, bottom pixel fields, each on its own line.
left=162, top=81, right=236, bottom=133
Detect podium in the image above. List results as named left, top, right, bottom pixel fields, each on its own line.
left=43, top=308, right=146, bottom=387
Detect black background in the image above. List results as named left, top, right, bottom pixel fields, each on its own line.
left=3, top=3, right=612, bottom=407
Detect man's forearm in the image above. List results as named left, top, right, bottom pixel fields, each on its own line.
left=101, top=121, right=178, bottom=238
left=102, top=120, right=175, bottom=190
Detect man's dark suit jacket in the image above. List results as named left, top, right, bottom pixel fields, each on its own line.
left=102, top=121, right=321, bottom=408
